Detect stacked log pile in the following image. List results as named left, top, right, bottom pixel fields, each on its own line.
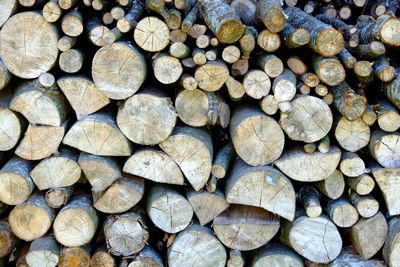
left=1, top=0, right=400, bottom=266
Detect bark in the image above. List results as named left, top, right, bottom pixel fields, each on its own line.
left=312, top=56, right=346, bottom=86
left=358, top=14, right=400, bottom=46
left=212, top=143, right=235, bottom=178
left=0, top=221, right=16, bottom=258
left=280, top=23, right=310, bottom=49
left=117, top=0, right=144, bottom=33
left=331, top=82, right=367, bottom=121
left=373, top=56, right=395, bottom=82
left=339, top=152, right=369, bottom=177
left=256, top=0, right=286, bottom=33
left=369, top=130, right=400, bottom=168
left=26, top=236, right=60, bottom=267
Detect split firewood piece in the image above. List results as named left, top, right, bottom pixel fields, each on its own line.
left=373, top=56, right=395, bottom=82
left=226, top=158, right=295, bottom=221
left=53, top=194, right=98, bottom=247
left=312, top=56, right=346, bottom=87
left=358, top=14, right=400, bottom=46
left=231, top=105, right=284, bottom=166
left=186, top=188, right=229, bottom=226
left=285, top=7, right=344, bottom=57
left=146, top=185, right=193, bottom=233
left=159, top=126, right=213, bottom=191
left=194, top=60, right=229, bottom=92
left=369, top=130, right=400, bottom=168
left=335, top=116, right=370, bottom=152
left=104, top=211, right=149, bottom=256
left=86, top=18, right=114, bottom=47
left=0, top=221, right=16, bottom=258
left=376, top=100, right=400, bottom=132
left=30, top=148, right=81, bottom=190
left=260, top=95, right=279, bottom=115
left=117, top=0, right=144, bottom=33
left=57, top=76, right=110, bottom=120
left=63, top=112, right=133, bottom=156
left=243, top=70, right=271, bottom=99
left=90, top=247, right=116, bottom=267
left=212, top=143, right=235, bottom=179
left=280, top=214, right=342, bottom=264
left=117, top=89, right=177, bottom=145
left=78, top=153, right=121, bottom=192
left=0, top=0, right=17, bottom=27
left=275, top=146, right=341, bottom=182
left=250, top=243, right=304, bottom=267
left=168, top=224, right=227, bottom=267
left=213, top=205, right=280, bottom=251
left=272, top=69, right=296, bottom=107
left=197, top=0, right=244, bottom=44
left=61, top=10, right=83, bottom=37
left=280, top=95, right=333, bottom=143
left=92, top=42, right=146, bottom=100
left=350, top=212, right=388, bottom=260
left=332, top=82, right=367, bottom=121
left=382, top=70, right=400, bottom=109
left=45, top=187, right=74, bottom=209
left=26, top=236, right=60, bottom=267
left=339, top=152, right=369, bottom=177
left=298, top=187, right=321, bottom=218
left=255, top=0, right=285, bottom=33
left=120, top=246, right=163, bottom=267
left=330, top=246, right=386, bottom=267
left=316, top=169, right=345, bottom=200
left=10, top=80, right=69, bottom=127
left=257, top=54, right=284, bottom=78
left=281, top=23, right=310, bottom=49
left=9, top=194, right=55, bottom=241
left=327, top=198, right=359, bottom=228
left=93, top=174, right=144, bottom=214
left=0, top=59, right=11, bottom=91
left=0, top=11, right=59, bottom=79
left=58, top=246, right=91, bottom=267
left=350, top=192, right=379, bottom=218
left=153, top=54, right=183, bottom=84
left=383, top=217, right=400, bottom=266
left=346, top=174, right=375, bottom=195
left=134, top=16, right=170, bottom=52
left=257, top=29, right=281, bottom=52
left=16, top=123, right=66, bottom=160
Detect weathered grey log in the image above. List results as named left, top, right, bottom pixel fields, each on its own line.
left=256, top=0, right=286, bottom=33
left=250, top=243, right=303, bottom=267
left=26, top=236, right=60, bottom=267
left=212, top=143, right=235, bottom=178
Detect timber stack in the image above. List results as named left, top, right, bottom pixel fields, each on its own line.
left=1, top=0, right=400, bottom=266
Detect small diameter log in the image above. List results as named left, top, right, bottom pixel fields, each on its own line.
left=369, top=130, right=400, bottom=168
left=45, top=187, right=73, bottom=209
left=92, top=42, right=146, bottom=100
left=90, top=247, right=115, bottom=267
left=301, top=73, right=319, bottom=88
left=243, top=70, right=271, bottom=99
left=287, top=56, right=307, bottom=76
left=226, top=158, right=295, bottom=221
left=354, top=60, right=373, bottom=85
left=0, top=11, right=59, bottom=79
left=350, top=212, right=388, bottom=259
left=298, top=187, right=322, bottom=218
left=205, top=48, right=218, bottom=61
left=230, top=0, right=256, bottom=26
left=280, top=95, right=333, bottom=143
left=315, top=84, right=328, bottom=97
left=339, top=152, right=368, bottom=177
left=212, top=143, right=235, bottom=178
left=260, top=95, right=279, bottom=115
left=239, top=26, right=257, bottom=59
left=168, top=225, right=227, bottom=267
left=146, top=185, right=193, bottom=233
left=251, top=244, right=303, bottom=267
left=280, top=214, right=342, bottom=263
left=117, top=0, right=144, bottom=33
left=153, top=54, right=183, bottom=84
left=9, top=194, right=55, bottom=241
left=181, top=3, right=199, bottom=32
left=192, top=48, right=207, bottom=65
left=170, top=42, right=190, bottom=58
left=230, top=105, right=284, bottom=166
left=86, top=18, right=114, bottom=47
left=0, top=221, right=16, bottom=258
left=257, top=30, right=281, bottom=52
left=316, top=170, right=345, bottom=200
left=332, top=82, right=367, bottom=121
left=197, top=0, right=244, bottom=44
left=376, top=100, right=400, bottom=132
left=372, top=165, right=400, bottom=216
left=346, top=174, right=375, bottom=195
left=53, top=195, right=98, bottom=247
left=93, top=174, right=144, bottom=214
left=231, top=59, right=249, bottom=76
left=16, top=123, right=65, bottom=160
left=280, top=23, right=310, bottom=49
left=134, top=16, right=170, bottom=52
left=61, top=10, right=83, bottom=37
left=272, top=69, right=296, bottom=107
left=384, top=218, right=400, bottom=265
left=196, top=34, right=210, bottom=49
left=226, top=76, right=245, bottom=101
left=362, top=105, right=377, bottom=126
left=188, top=24, right=207, bottom=39
left=181, top=74, right=197, bottom=90
left=26, top=236, right=60, bottom=267
left=42, top=0, right=61, bottom=23
left=256, top=0, right=285, bottom=33
left=146, top=0, right=169, bottom=20
left=358, top=15, right=400, bottom=46
left=58, top=246, right=91, bottom=267
left=275, top=146, right=341, bottom=182
left=227, top=249, right=244, bottom=267
left=285, top=7, right=344, bottom=57
left=194, top=60, right=229, bottom=92
left=350, top=41, right=386, bottom=59
left=312, top=56, right=346, bottom=87
left=38, top=72, right=55, bottom=88
left=335, top=116, right=370, bottom=152
left=59, top=49, right=84, bottom=73
left=121, top=246, right=163, bottom=267
left=58, top=35, right=77, bottom=51
left=213, top=205, right=280, bottom=251
left=0, top=59, right=11, bottom=91
left=59, top=0, right=77, bottom=9
left=186, top=188, right=229, bottom=226
left=338, top=49, right=356, bottom=69
left=327, top=198, right=359, bottom=228
left=383, top=69, right=400, bottom=109
left=104, top=211, right=149, bottom=256
left=330, top=246, right=386, bottom=267
left=222, top=45, right=241, bottom=64
left=374, top=57, right=395, bottom=82
left=57, top=76, right=110, bottom=120
left=63, top=112, right=133, bottom=156
left=258, top=54, right=284, bottom=78
left=0, top=0, right=17, bottom=27
left=111, top=6, right=125, bottom=20
left=350, top=192, right=379, bottom=218
left=159, top=126, right=213, bottom=191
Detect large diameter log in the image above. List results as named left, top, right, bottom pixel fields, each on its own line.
left=194, top=61, right=229, bottom=92
left=369, top=130, right=400, bottom=168
left=312, top=56, right=346, bottom=87
left=146, top=185, right=193, bottom=233
left=9, top=194, right=55, bottom=241
left=230, top=105, right=284, bottom=166
left=275, top=146, right=341, bottom=182
left=58, top=246, right=91, bottom=267
left=123, top=148, right=184, bottom=185
left=104, top=211, right=149, bottom=256
left=332, top=82, right=367, bottom=121
left=53, top=195, right=98, bottom=247
left=0, top=221, right=16, bottom=258
left=383, top=218, right=400, bottom=266
left=26, top=236, right=60, bottom=267
left=197, top=0, right=244, bottom=44
left=316, top=169, right=345, bottom=200
left=280, top=95, right=332, bottom=143
left=0, top=12, right=59, bottom=79
left=92, top=42, right=146, bottom=100
left=349, top=212, right=388, bottom=259
left=0, top=0, right=17, bottom=27
left=213, top=205, right=280, bottom=251
left=250, top=244, right=303, bottom=267
left=226, top=158, right=295, bottom=221
left=168, top=224, right=227, bottom=267
left=159, top=126, right=213, bottom=191
left=256, top=0, right=286, bottom=33
left=285, top=7, right=344, bottom=57
left=117, top=89, right=177, bottom=145
left=280, top=214, right=342, bottom=263
left=63, top=113, right=133, bottom=156
left=372, top=165, right=400, bottom=216
left=134, top=16, right=170, bottom=52
left=335, top=116, right=370, bottom=152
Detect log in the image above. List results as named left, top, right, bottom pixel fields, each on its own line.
left=316, top=169, right=345, bottom=200
left=0, top=60, right=11, bottom=91
left=90, top=247, right=116, bottom=267
left=63, top=112, right=133, bottom=156
left=225, top=76, right=245, bottom=101
left=103, top=211, right=149, bottom=256
left=146, top=0, right=169, bottom=20
left=86, top=18, right=114, bottom=47
left=350, top=192, right=379, bottom=218
left=53, top=194, right=98, bottom=247
left=180, top=73, right=197, bottom=90
left=332, top=82, right=367, bottom=121
left=339, top=152, right=368, bottom=177
left=225, top=158, right=296, bottom=221
left=117, top=0, right=144, bottom=33
left=383, top=217, right=400, bottom=266
left=61, top=10, right=83, bottom=37
left=383, top=69, right=400, bottom=109
left=338, top=48, right=356, bottom=69
left=133, top=16, right=170, bottom=52
left=327, top=198, right=359, bottom=228
left=358, top=15, right=400, bottom=46
left=372, top=165, right=400, bottom=216
left=335, top=116, right=370, bottom=152
left=281, top=23, right=310, bottom=49
left=287, top=56, right=307, bottom=76
left=213, top=205, right=280, bottom=251
left=257, top=30, right=281, bottom=52
left=257, top=54, right=284, bottom=78
left=272, top=69, right=296, bottom=105
left=194, top=61, right=229, bottom=92
left=250, top=243, right=303, bottom=267
left=312, top=56, right=346, bottom=87
left=349, top=212, right=388, bottom=259
left=188, top=24, right=207, bottom=39
left=0, top=0, right=17, bottom=27
left=59, top=0, right=77, bottom=9
left=146, top=185, right=193, bottom=233
left=346, top=174, right=375, bottom=195
left=301, top=72, right=320, bottom=88
left=58, top=246, right=91, bottom=267
left=231, top=59, right=249, bottom=76
left=45, top=187, right=74, bottom=209
left=9, top=194, right=55, bottom=241
left=181, top=4, right=199, bottom=32
left=376, top=100, right=400, bottom=132
left=243, top=70, right=271, bottom=99
left=212, top=143, right=235, bottom=178
left=121, top=246, right=163, bottom=267
left=349, top=41, right=386, bottom=58
left=369, top=130, right=400, bottom=168
left=0, top=221, right=16, bottom=258
left=196, top=35, right=210, bottom=49
left=227, top=249, right=244, bottom=267
left=255, top=0, right=285, bottom=33
left=330, top=246, right=386, bottom=267
left=373, top=56, right=395, bottom=82
left=260, top=95, right=279, bottom=115
left=167, top=224, right=227, bottom=267
left=153, top=54, right=183, bottom=84
left=192, top=48, right=207, bottom=65
left=26, top=236, right=60, bottom=267
left=59, top=49, right=84, bottom=73
left=57, top=35, right=77, bottom=51
left=92, top=42, right=146, bottom=100
left=170, top=42, right=190, bottom=59
left=280, top=214, right=342, bottom=263
left=298, top=187, right=322, bottom=218
left=222, top=45, right=241, bottom=64
left=159, top=126, right=213, bottom=191
left=239, top=27, right=257, bottom=59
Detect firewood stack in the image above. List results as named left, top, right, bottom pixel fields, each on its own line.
left=1, top=0, right=400, bottom=266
